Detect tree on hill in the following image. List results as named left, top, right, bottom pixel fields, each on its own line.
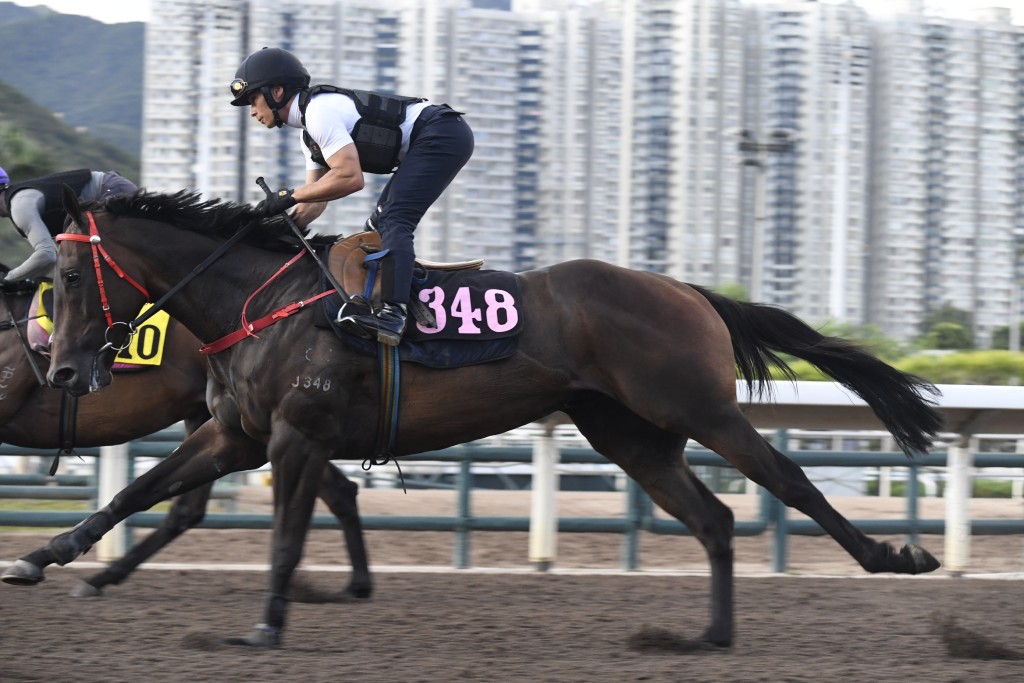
left=0, top=80, right=138, bottom=179
left=0, top=4, right=144, bottom=156
left=0, top=126, right=56, bottom=179
left=0, top=78, right=139, bottom=267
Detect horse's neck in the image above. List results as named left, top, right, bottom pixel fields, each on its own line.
left=143, top=239, right=314, bottom=346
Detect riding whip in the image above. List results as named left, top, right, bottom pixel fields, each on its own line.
left=255, top=177, right=353, bottom=306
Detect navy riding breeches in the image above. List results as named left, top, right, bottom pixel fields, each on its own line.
left=374, top=104, right=474, bottom=304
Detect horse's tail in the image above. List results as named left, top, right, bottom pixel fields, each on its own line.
left=688, top=284, right=943, bottom=456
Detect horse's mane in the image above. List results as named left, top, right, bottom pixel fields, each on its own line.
left=100, top=190, right=261, bottom=237
left=92, top=190, right=301, bottom=251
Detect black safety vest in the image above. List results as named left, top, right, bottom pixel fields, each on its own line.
left=298, top=85, right=425, bottom=175
left=4, top=168, right=92, bottom=236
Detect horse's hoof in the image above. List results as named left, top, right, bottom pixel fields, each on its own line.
left=1, top=559, right=46, bottom=586
left=700, top=628, right=733, bottom=649
left=902, top=544, right=940, bottom=574
left=345, top=583, right=373, bottom=600
left=223, top=624, right=281, bottom=648
left=69, top=580, right=103, bottom=598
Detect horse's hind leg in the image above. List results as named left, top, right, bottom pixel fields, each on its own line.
left=317, top=464, right=373, bottom=598
left=692, top=404, right=939, bottom=575
left=568, top=397, right=735, bottom=647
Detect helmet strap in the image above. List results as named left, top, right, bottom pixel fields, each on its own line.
left=262, top=85, right=287, bottom=128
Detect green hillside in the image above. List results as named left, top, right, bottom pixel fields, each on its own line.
left=0, top=78, right=140, bottom=269
left=0, top=2, right=144, bottom=156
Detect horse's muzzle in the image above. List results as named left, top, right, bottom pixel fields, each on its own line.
left=47, top=357, right=110, bottom=397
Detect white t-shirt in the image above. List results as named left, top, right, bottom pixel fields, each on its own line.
left=284, top=92, right=430, bottom=172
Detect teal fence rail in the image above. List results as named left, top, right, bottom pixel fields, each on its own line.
left=2, top=428, right=1023, bottom=572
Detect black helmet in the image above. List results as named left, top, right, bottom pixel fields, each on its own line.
left=229, top=47, right=310, bottom=107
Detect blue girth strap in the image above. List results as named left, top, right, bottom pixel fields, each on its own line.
left=359, top=248, right=404, bottom=488
left=363, top=342, right=404, bottom=490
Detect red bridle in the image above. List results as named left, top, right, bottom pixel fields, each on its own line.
left=56, top=209, right=334, bottom=357
left=55, top=211, right=151, bottom=350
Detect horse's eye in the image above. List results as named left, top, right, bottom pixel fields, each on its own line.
left=64, top=270, right=81, bottom=286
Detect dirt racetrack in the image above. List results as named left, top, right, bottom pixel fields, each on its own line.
left=2, top=489, right=1024, bottom=682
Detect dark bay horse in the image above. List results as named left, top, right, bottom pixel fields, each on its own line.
left=30, top=188, right=942, bottom=648
left=0, top=273, right=371, bottom=598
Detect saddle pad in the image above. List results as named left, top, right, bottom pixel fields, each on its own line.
left=335, top=328, right=519, bottom=368
left=26, top=283, right=169, bottom=371
left=317, top=268, right=522, bottom=369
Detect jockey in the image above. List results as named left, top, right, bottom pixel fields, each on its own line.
left=229, top=47, right=475, bottom=347
left=0, top=167, right=138, bottom=282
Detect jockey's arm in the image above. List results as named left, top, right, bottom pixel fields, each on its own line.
left=290, top=144, right=365, bottom=229
left=3, top=192, right=56, bottom=282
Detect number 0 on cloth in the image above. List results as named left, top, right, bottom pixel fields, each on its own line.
left=114, top=304, right=170, bottom=366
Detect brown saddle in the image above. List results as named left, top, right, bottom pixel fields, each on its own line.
left=327, top=231, right=483, bottom=308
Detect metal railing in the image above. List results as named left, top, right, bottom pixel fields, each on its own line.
left=2, top=428, right=1024, bottom=572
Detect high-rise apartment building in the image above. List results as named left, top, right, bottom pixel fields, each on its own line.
left=665, top=0, right=746, bottom=287
left=596, top=0, right=746, bottom=284
left=745, top=1, right=872, bottom=323
left=145, top=0, right=399, bottom=236
left=869, top=8, right=1024, bottom=345
left=142, top=0, right=1024, bottom=346
left=398, top=1, right=528, bottom=269
left=517, top=1, right=622, bottom=268
left=143, top=0, right=248, bottom=198
left=145, top=0, right=621, bottom=271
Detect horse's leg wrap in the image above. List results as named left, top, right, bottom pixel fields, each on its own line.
left=223, top=623, right=282, bottom=648
left=223, top=591, right=288, bottom=647
left=48, top=508, right=115, bottom=565
left=263, top=591, right=289, bottom=631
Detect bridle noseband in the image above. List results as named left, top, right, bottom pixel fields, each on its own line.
left=56, top=211, right=151, bottom=353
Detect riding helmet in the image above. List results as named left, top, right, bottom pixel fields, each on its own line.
left=229, top=47, right=310, bottom=106
left=0, top=166, right=9, bottom=188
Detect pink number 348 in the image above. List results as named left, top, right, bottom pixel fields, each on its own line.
left=416, top=287, right=519, bottom=335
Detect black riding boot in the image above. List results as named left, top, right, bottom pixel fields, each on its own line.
left=337, top=302, right=407, bottom=346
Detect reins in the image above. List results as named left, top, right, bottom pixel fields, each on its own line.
left=198, top=250, right=333, bottom=355
left=56, top=210, right=261, bottom=351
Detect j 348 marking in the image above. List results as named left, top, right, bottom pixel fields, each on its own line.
left=292, top=375, right=333, bottom=392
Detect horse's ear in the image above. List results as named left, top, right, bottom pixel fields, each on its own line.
left=61, top=183, right=85, bottom=228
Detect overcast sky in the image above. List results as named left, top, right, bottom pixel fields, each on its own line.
left=7, top=0, right=1024, bottom=26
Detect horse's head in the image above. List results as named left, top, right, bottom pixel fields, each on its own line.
left=47, top=185, right=150, bottom=396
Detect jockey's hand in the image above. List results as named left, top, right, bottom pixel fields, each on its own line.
left=256, top=188, right=296, bottom=217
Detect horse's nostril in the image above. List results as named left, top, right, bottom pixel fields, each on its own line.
left=50, top=367, right=77, bottom=386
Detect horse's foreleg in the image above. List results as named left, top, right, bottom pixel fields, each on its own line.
left=695, top=406, right=939, bottom=575
left=71, top=483, right=214, bottom=597
left=2, top=419, right=265, bottom=586
left=317, top=464, right=373, bottom=599
left=226, top=425, right=324, bottom=648
left=569, top=399, right=735, bottom=648
left=71, top=412, right=215, bottom=597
